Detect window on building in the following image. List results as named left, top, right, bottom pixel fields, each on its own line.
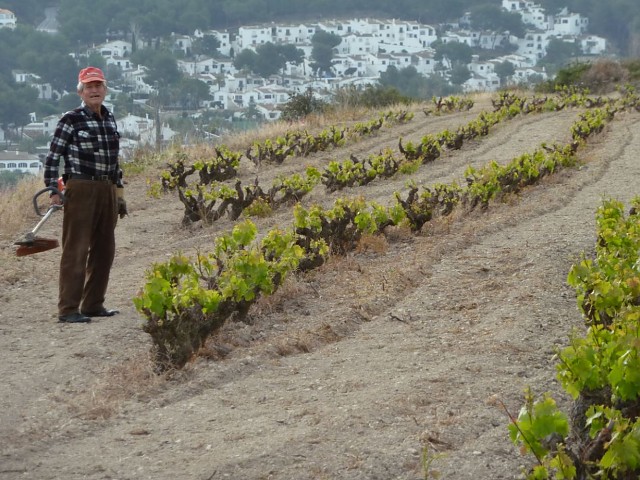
left=8, top=163, right=16, bottom=168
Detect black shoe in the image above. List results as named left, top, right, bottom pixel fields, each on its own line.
left=59, top=312, right=91, bottom=323
left=82, top=308, right=119, bottom=317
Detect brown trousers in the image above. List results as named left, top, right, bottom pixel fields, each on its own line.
left=58, top=179, right=118, bottom=316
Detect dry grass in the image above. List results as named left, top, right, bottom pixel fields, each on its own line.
left=71, top=352, right=165, bottom=420
left=355, top=233, right=389, bottom=254
left=0, top=176, right=45, bottom=285
left=0, top=175, right=42, bottom=243
left=272, top=323, right=342, bottom=357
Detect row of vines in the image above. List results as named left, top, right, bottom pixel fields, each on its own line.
left=157, top=88, right=605, bottom=226
left=509, top=196, right=640, bottom=479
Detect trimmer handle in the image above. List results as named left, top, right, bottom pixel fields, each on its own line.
left=33, top=186, right=65, bottom=217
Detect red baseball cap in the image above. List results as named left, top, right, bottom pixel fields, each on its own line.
left=78, top=66, right=106, bottom=83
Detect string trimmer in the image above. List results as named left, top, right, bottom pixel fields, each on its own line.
left=14, top=186, right=64, bottom=257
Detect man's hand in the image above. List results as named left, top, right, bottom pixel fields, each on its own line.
left=50, top=193, right=63, bottom=206
left=116, top=188, right=128, bottom=219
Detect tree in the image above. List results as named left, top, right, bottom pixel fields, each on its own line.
left=0, top=80, right=39, bottom=137
left=254, top=42, right=287, bottom=77
left=379, top=65, right=430, bottom=99
left=131, top=49, right=183, bottom=87
left=172, top=78, right=211, bottom=109
left=311, top=30, right=342, bottom=76
left=424, top=73, right=461, bottom=97
left=111, top=92, right=135, bottom=117
left=192, top=35, right=221, bottom=57
left=221, top=0, right=267, bottom=24
left=234, top=43, right=305, bottom=77
left=280, top=88, right=327, bottom=121
left=494, top=61, right=516, bottom=85
left=449, top=64, right=471, bottom=85
left=540, top=38, right=582, bottom=73
left=278, top=44, right=305, bottom=72
left=233, top=49, right=259, bottom=73
left=587, top=3, right=631, bottom=56
left=537, top=0, right=568, bottom=15
left=59, top=93, right=82, bottom=112
left=57, top=0, right=108, bottom=46
left=433, top=41, right=474, bottom=66
left=469, top=5, right=525, bottom=38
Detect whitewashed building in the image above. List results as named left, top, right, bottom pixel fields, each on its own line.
left=501, top=0, right=549, bottom=30
left=97, top=40, right=132, bottom=58
left=579, top=35, right=607, bottom=55
left=0, top=151, right=42, bottom=176
left=0, top=8, right=16, bottom=29
left=462, top=71, right=501, bottom=93
left=550, top=8, right=588, bottom=36
left=411, top=51, right=437, bottom=76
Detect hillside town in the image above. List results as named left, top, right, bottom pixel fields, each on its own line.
left=2, top=0, right=607, bottom=166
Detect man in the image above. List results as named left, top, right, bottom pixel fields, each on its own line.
left=44, top=66, right=127, bottom=323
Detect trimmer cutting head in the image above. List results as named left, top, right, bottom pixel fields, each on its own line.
left=13, top=186, right=64, bottom=257
left=14, top=234, right=60, bottom=256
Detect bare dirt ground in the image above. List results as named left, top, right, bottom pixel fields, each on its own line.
left=1, top=99, right=639, bottom=480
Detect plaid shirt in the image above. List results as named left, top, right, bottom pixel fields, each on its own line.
left=44, top=104, right=121, bottom=188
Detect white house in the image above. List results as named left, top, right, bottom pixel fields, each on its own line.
left=118, top=113, right=155, bottom=139
left=476, top=31, right=512, bottom=50
left=194, top=29, right=234, bottom=56
left=579, top=35, right=607, bottom=55
left=378, top=19, right=438, bottom=50
left=513, top=66, right=548, bottom=84
left=14, top=71, right=40, bottom=83
left=271, top=23, right=317, bottom=44
left=468, top=55, right=496, bottom=77
left=172, top=34, right=194, bottom=55
left=96, top=40, right=132, bottom=58
left=515, top=30, right=553, bottom=60
left=104, top=56, right=132, bottom=71
left=337, top=33, right=379, bottom=55
left=230, top=84, right=291, bottom=108
left=0, top=151, right=42, bottom=176
left=331, top=55, right=369, bottom=77
left=22, top=114, right=60, bottom=139
left=462, top=71, right=501, bottom=93
left=235, top=25, right=274, bottom=49
left=411, top=50, right=437, bottom=76
left=441, top=30, right=480, bottom=47
left=365, top=52, right=414, bottom=76
left=501, top=0, right=549, bottom=30
left=13, top=72, right=56, bottom=101
left=255, top=103, right=283, bottom=121
left=550, top=8, right=588, bottom=36
left=0, top=8, right=16, bottom=29
left=177, top=57, right=235, bottom=77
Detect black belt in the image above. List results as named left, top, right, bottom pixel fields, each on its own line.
left=68, top=173, right=116, bottom=183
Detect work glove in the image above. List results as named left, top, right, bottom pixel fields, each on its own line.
left=116, top=187, right=128, bottom=219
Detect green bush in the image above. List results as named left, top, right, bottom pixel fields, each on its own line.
left=280, top=88, right=327, bottom=122
left=535, top=62, right=591, bottom=92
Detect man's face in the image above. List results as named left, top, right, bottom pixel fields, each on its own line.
left=79, top=81, right=106, bottom=111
